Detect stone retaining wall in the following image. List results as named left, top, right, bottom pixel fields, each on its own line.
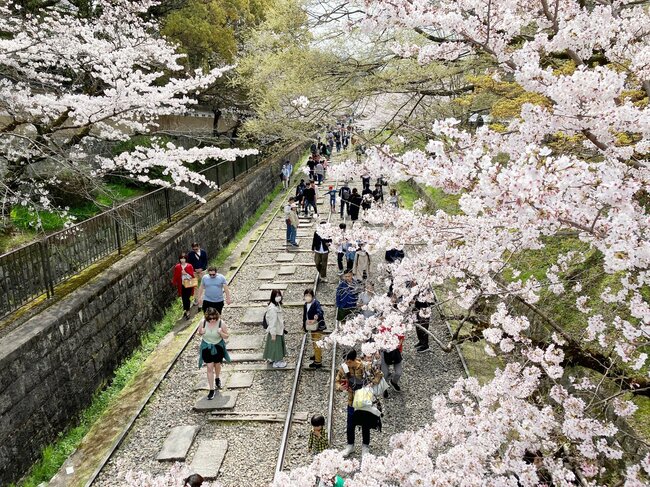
left=0, top=144, right=305, bottom=485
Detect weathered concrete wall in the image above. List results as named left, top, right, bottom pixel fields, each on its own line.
left=0, top=144, right=304, bottom=485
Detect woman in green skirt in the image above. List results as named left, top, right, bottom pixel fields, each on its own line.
left=263, top=289, right=287, bottom=368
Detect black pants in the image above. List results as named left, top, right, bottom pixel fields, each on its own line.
left=346, top=406, right=370, bottom=445
left=415, top=314, right=430, bottom=347
left=203, top=300, right=224, bottom=314
left=340, top=200, right=349, bottom=217
left=181, top=286, right=193, bottom=311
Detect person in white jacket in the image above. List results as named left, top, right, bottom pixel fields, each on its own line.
left=262, top=289, right=287, bottom=368
left=352, top=243, right=371, bottom=281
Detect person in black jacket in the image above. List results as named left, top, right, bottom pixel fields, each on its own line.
left=187, top=242, right=208, bottom=307
left=312, top=222, right=332, bottom=281
left=413, top=286, right=433, bottom=353
left=302, top=181, right=318, bottom=217
left=302, top=288, right=327, bottom=368
left=348, top=188, right=362, bottom=223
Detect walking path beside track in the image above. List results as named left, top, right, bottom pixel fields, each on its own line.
left=55, top=149, right=465, bottom=487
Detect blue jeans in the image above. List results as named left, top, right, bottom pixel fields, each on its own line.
left=317, top=174, right=323, bottom=184
left=287, top=225, right=297, bottom=244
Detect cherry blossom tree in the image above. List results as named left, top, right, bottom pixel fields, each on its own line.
left=275, top=0, right=650, bottom=485
left=0, top=0, right=257, bottom=232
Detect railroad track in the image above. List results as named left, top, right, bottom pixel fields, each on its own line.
left=85, top=159, right=311, bottom=487
left=275, top=160, right=342, bottom=476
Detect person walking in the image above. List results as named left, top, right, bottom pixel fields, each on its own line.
left=379, top=324, right=404, bottom=397
left=285, top=197, right=299, bottom=247
left=263, top=290, right=287, bottom=368
left=307, top=156, right=316, bottom=181
left=302, top=181, right=318, bottom=218
left=315, top=160, right=324, bottom=185
left=388, top=188, right=399, bottom=208
left=325, top=185, right=336, bottom=213
left=348, top=188, right=362, bottom=224
left=198, top=266, right=231, bottom=314
left=357, top=281, right=376, bottom=318
left=281, top=160, right=292, bottom=189
left=338, top=182, right=351, bottom=218
left=336, top=270, right=359, bottom=321
left=373, top=182, right=383, bottom=203
left=414, top=292, right=433, bottom=353
left=361, top=186, right=373, bottom=217
left=352, top=243, right=370, bottom=281
left=312, top=222, right=331, bottom=282
left=198, top=307, right=231, bottom=400
left=187, top=243, right=208, bottom=307
left=336, top=223, right=349, bottom=275
left=361, top=170, right=371, bottom=191
left=336, top=349, right=383, bottom=457
left=172, top=252, right=195, bottom=320
left=303, top=288, right=327, bottom=369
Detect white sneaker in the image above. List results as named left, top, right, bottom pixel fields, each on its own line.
left=273, top=361, right=287, bottom=368
left=361, top=444, right=370, bottom=456
left=341, top=444, right=355, bottom=457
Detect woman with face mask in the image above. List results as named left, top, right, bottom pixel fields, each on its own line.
left=171, top=252, right=195, bottom=320
left=303, top=288, right=327, bottom=369
left=263, top=289, right=287, bottom=368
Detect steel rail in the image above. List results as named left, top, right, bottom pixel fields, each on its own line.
left=275, top=151, right=343, bottom=476
left=84, top=163, right=306, bottom=487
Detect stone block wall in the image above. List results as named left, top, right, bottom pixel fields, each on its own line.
left=0, top=144, right=305, bottom=485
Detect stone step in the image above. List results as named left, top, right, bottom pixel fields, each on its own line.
left=189, top=440, right=228, bottom=480
left=249, top=290, right=272, bottom=301
left=226, top=335, right=264, bottom=350
left=278, top=265, right=297, bottom=275
left=259, top=283, right=288, bottom=291
left=229, top=351, right=265, bottom=362
left=241, top=307, right=267, bottom=325
left=193, top=391, right=238, bottom=411
left=194, top=372, right=253, bottom=390
left=156, top=425, right=200, bottom=462
left=257, top=269, right=276, bottom=280
left=276, top=253, right=295, bottom=262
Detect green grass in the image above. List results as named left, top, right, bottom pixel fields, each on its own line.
left=423, top=186, right=462, bottom=215
left=13, top=155, right=306, bottom=486
left=13, top=301, right=183, bottom=487
left=394, top=181, right=420, bottom=209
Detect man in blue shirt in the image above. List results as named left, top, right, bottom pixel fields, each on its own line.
left=336, top=270, right=359, bottom=321
left=187, top=242, right=208, bottom=307
left=198, top=266, right=231, bottom=313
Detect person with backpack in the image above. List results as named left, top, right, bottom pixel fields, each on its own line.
left=335, top=349, right=383, bottom=457
left=338, top=182, right=351, bottom=218
left=187, top=242, right=208, bottom=308
left=263, top=289, right=287, bottom=368
left=361, top=186, right=373, bottom=216
left=315, top=160, right=324, bottom=185
left=303, top=288, right=327, bottom=369
left=198, top=307, right=231, bottom=400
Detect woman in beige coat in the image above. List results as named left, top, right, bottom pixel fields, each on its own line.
left=352, top=244, right=370, bottom=281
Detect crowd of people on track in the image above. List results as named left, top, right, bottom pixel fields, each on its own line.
left=171, top=124, right=434, bottom=467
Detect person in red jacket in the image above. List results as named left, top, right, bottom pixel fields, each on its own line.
left=172, top=252, right=195, bottom=320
